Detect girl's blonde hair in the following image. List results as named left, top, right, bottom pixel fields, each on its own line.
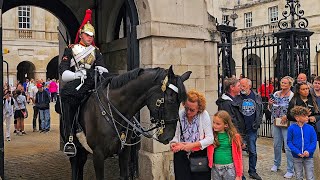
left=213, top=110, right=242, bottom=150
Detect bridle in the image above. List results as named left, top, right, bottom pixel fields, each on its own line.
left=149, top=75, right=180, bottom=135
left=93, top=73, right=180, bottom=148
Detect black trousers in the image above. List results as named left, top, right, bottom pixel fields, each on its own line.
left=33, top=106, right=41, bottom=130
left=173, top=149, right=211, bottom=180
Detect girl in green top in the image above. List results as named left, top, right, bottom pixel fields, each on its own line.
left=212, top=110, right=243, bottom=180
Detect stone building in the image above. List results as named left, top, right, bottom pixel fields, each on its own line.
left=3, top=6, right=59, bottom=86
left=1, top=1, right=221, bottom=179
left=214, top=0, right=320, bottom=87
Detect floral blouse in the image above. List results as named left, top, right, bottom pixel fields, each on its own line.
left=180, top=113, right=200, bottom=143
left=271, top=91, right=293, bottom=123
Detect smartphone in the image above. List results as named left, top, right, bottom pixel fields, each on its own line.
left=270, top=94, right=275, bottom=100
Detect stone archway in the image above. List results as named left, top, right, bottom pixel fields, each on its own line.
left=17, top=61, right=35, bottom=83
left=46, top=56, right=59, bottom=80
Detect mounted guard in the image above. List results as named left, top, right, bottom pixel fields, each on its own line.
left=58, top=9, right=108, bottom=156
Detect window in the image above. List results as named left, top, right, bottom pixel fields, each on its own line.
left=268, top=6, right=278, bottom=23
left=18, top=6, right=31, bottom=29
left=244, top=12, right=252, bottom=28
left=222, top=15, right=229, bottom=25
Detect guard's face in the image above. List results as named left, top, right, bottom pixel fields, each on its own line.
left=80, top=33, right=94, bottom=46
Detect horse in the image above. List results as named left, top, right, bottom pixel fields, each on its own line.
left=60, top=66, right=191, bottom=180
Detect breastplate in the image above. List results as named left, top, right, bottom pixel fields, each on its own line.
left=72, top=44, right=96, bottom=69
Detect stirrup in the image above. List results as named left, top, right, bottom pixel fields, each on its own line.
left=63, top=136, right=77, bottom=157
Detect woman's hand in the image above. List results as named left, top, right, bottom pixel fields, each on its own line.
left=309, top=116, right=316, bottom=123
left=171, top=143, right=184, bottom=153
left=268, top=98, right=274, bottom=105
left=281, top=116, right=288, bottom=124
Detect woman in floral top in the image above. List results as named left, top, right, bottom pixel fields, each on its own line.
left=170, top=90, right=213, bottom=180
left=268, top=76, right=295, bottom=179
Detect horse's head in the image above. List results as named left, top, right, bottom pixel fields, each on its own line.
left=146, top=66, right=191, bottom=144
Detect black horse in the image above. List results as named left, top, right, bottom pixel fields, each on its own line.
left=60, top=66, right=191, bottom=180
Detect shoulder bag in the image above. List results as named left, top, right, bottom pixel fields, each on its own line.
left=179, top=119, right=210, bottom=173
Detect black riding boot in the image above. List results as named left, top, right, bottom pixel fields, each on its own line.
left=61, top=102, right=79, bottom=157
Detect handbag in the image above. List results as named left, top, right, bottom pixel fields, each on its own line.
left=274, top=117, right=289, bottom=127
left=178, top=120, right=210, bottom=173
left=189, top=156, right=210, bottom=172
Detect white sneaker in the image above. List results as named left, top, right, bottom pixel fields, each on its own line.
left=271, top=165, right=278, bottom=172
left=6, top=137, right=11, bottom=141
left=284, top=172, right=294, bottom=178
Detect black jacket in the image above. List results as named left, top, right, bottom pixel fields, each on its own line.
left=287, top=95, right=320, bottom=123
left=216, top=93, right=246, bottom=136
left=35, top=91, right=50, bottom=110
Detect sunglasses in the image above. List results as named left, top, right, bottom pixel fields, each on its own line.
left=185, top=106, right=197, bottom=113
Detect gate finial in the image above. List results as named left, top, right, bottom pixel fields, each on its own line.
left=278, top=0, right=308, bottom=30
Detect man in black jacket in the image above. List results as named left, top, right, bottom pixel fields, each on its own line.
left=216, top=77, right=245, bottom=136
left=35, top=83, right=50, bottom=133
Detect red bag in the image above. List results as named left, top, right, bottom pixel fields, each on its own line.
left=21, top=110, right=28, bottom=118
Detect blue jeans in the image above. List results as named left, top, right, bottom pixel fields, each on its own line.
left=246, top=130, right=258, bottom=174
left=272, top=125, right=294, bottom=173
left=293, top=158, right=314, bottom=180
left=39, top=109, right=50, bottom=130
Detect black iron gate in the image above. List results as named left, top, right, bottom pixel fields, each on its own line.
left=242, top=34, right=279, bottom=137
left=241, top=0, right=313, bottom=137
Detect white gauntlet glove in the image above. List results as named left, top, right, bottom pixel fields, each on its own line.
left=62, top=70, right=87, bottom=82
left=96, top=66, right=109, bottom=75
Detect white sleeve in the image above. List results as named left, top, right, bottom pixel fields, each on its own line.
left=199, top=111, right=214, bottom=149
left=170, top=121, right=180, bottom=145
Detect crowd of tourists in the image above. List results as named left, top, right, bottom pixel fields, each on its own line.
left=170, top=73, right=319, bottom=180
left=3, top=78, right=59, bottom=141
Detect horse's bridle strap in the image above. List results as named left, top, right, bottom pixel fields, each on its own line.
left=168, top=84, right=178, bottom=93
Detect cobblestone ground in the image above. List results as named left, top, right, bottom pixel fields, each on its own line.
left=4, top=104, right=290, bottom=180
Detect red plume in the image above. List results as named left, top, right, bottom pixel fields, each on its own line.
left=74, top=9, right=95, bottom=45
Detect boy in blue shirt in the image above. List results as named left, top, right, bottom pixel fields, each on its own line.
left=287, top=106, right=317, bottom=180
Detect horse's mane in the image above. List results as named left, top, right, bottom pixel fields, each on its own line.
left=109, top=68, right=144, bottom=89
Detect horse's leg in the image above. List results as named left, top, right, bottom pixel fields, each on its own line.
left=119, top=146, right=131, bottom=180
left=70, top=155, right=79, bottom=180
left=93, top=150, right=105, bottom=180
left=77, top=148, right=88, bottom=179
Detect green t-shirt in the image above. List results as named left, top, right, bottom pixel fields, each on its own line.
left=214, top=132, right=233, bottom=165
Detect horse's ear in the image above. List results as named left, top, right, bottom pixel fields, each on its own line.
left=181, top=71, right=192, bottom=82
left=168, top=65, right=175, bottom=78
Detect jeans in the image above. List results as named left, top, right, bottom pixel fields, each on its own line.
left=39, top=109, right=50, bottom=130
left=293, top=158, right=314, bottom=180
left=272, top=125, right=294, bottom=173
left=211, top=163, right=236, bottom=180
left=246, top=130, right=258, bottom=174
